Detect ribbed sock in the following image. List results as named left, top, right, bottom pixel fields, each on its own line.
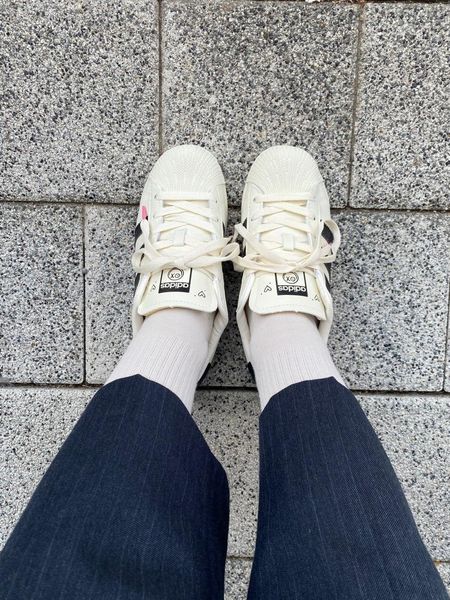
left=248, top=310, right=346, bottom=410
left=107, top=308, right=213, bottom=413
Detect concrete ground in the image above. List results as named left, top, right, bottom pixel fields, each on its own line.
left=1, top=0, right=449, bottom=596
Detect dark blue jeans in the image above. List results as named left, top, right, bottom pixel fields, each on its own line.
left=0, top=375, right=447, bottom=599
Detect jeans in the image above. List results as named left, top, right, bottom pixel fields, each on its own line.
left=0, top=375, right=447, bottom=599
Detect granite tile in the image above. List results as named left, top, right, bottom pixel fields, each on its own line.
left=226, top=560, right=450, bottom=597
left=0, top=204, right=84, bottom=384
left=199, top=207, right=253, bottom=387
left=329, top=211, right=450, bottom=391
left=1, top=387, right=448, bottom=564
left=194, top=389, right=260, bottom=557
left=0, top=387, right=91, bottom=548
left=195, top=389, right=450, bottom=560
left=359, top=394, right=450, bottom=559
left=225, top=558, right=252, bottom=600
left=86, top=208, right=450, bottom=391
left=445, top=318, right=450, bottom=392
left=0, top=0, right=159, bottom=203
left=229, top=559, right=450, bottom=596
left=85, top=206, right=135, bottom=383
left=0, top=386, right=260, bottom=556
left=351, top=4, right=449, bottom=209
left=202, top=268, right=254, bottom=388
left=437, top=562, right=450, bottom=594
left=163, top=2, right=359, bottom=207
left=85, top=205, right=253, bottom=385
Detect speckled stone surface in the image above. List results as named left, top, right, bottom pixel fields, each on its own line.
left=329, top=211, right=450, bottom=391
left=0, top=385, right=260, bottom=555
left=225, top=558, right=252, bottom=600
left=85, top=206, right=135, bottom=383
left=1, top=387, right=448, bottom=565
left=0, top=1, right=159, bottom=203
left=194, top=389, right=450, bottom=560
left=1, top=0, right=450, bottom=584
left=351, top=4, right=450, bottom=209
left=359, top=394, right=450, bottom=560
left=85, top=208, right=450, bottom=391
left=445, top=324, right=450, bottom=392
left=194, top=389, right=260, bottom=557
left=85, top=205, right=253, bottom=385
left=437, top=563, right=450, bottom=594
left=0, top=387, right=91, bottom=548
left=163, top=2, right=358, bottom=208
left=0, top=205, right=84, bottom=384
left=202, top=267, right=254, bottom=387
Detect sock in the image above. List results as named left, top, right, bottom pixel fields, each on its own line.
left=248, top=310, right=346, bottom=410
left=107, top=308, right=213, bottom=413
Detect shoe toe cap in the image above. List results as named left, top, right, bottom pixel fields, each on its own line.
left=151, top=144, right=225, bottom=193
left=247, top=145, right=322, bottom=195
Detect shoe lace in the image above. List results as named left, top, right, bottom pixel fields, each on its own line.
left=232, top=193, right=340, bottom=275
left=132, top=191, right=239, bottom=274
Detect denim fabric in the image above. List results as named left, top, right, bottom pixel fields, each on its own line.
left=0, top=375, right=447, bottom=599
left=0, top=376, right=229, bottom=600
left=248, top=377, right=448, bottom=600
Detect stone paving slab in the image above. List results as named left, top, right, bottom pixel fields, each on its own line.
left=225, top=558, right=252, bottom=600
left=0, top=387, right=91, bottom=548
left=85, top=206, right=135, bottom=383
left=0, top=205, right=84, bottom=384
left=446, top=322, right=450, bottom=392
left=228, top=559, right=450, bottom=598
left=193, top=389, right=260, bottom=558
left=359, top=394, right=450, bottom=560
left=85, top=207, right=450, bottom=391
left=351, top=3, right=450, bottom=209
left=195, top=390, right=450, bottom=559
left=329, top=211, right=450, bottom=391
left=84, top=205, right=253, bottom=385
left=0, top=0, right=159, bottom=203
left=438, top=563, right=450, bottom=594
left=1, top=387, right=448, bottom=562
left=162, top=1, right=359, bottom=208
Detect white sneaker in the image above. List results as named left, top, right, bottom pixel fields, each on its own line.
left=132, top=145, right=239, bottom=378
left=234, top=145, right=341, bottom=365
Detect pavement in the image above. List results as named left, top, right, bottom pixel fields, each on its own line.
left=1, top=1, right=449, bottom=596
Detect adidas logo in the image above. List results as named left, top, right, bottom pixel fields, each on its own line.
left=276, top=272, right=308, bottom=297
left=159, top=268, right=192, bottom=293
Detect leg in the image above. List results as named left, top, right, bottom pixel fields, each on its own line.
left=1, top=145, right=238, bottom=598
left=248, top=377, right=448, bottom=599
left=0, top=376, right=229, bottom=599
left=233, top=146, right=448, bottom=598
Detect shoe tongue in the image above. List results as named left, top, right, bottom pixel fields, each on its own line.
left=138, top=267, right=217, bottom=316
left=249, top=271, right=326, bottom=321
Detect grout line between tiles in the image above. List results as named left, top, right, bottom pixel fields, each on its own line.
left=1, top=382, right=450, bottom=398
left=225, top=556, right=450, bottom=564
left=1, top=199, right=449, bottom=214
left=81, top=206, right=87, bottom=386
left=333, top=205, right=450, bottom=216
left=442, top=278, right=450, bottom=390
left=162, top=1, right=445, bottom=5
left=198, top=385, right=450, bottom=397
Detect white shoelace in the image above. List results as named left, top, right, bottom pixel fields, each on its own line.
left=232, top=193, right=340, bottom=275
left=132, top=191, right=239, bottom=274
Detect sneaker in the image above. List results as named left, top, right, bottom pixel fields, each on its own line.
left=234, top=145, right=341, bottom=366
left=132, top=145, right=239, bottom=378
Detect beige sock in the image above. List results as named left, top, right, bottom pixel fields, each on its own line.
left=107, top=308, right=214, bottom=413
left=248, top=311, right=346, bottom=410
